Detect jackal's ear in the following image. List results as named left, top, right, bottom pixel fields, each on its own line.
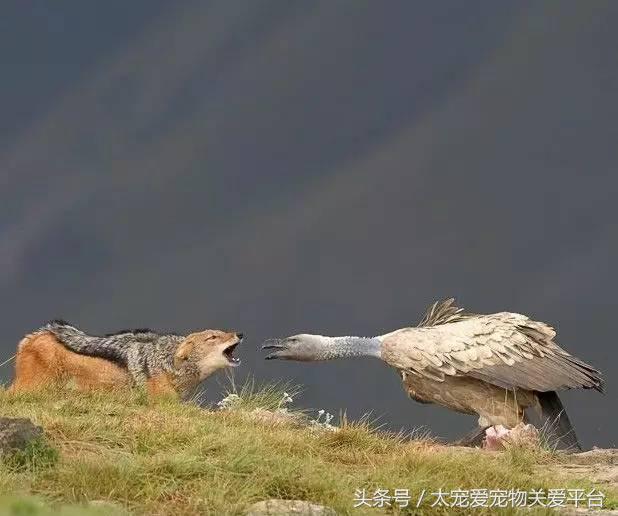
left=174, top=338, right=194, bottom=368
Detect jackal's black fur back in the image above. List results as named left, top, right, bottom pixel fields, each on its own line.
left=42, top=320, right=184, bottom=380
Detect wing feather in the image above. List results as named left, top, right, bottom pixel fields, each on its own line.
left=382, top=303, right=604, bottom=393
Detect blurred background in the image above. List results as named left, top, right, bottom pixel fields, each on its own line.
left=1, top=1, right=616, bottom=447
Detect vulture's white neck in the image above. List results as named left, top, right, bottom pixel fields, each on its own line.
left=312, top=335, right=382, bottom=360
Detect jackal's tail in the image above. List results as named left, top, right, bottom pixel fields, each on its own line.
left=41, top=320, right=128, bottom=365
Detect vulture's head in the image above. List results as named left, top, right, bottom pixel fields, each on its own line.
left=262, top=334, right=328, bottom=361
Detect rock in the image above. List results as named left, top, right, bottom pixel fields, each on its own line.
left=537, top=447, right=618, bottom=499
left=249, top=408, right=304, bottom=427
left=563, top=448, right=618, bottom=466
left=0, top=417, right=43, bottom=453
left=482, top=423, right=540, bottom=451
left=507, top=422, right=540, bottom=447
left=89, top=500, right=128, bottom=513
left=245, top=499, right=337, bottom=515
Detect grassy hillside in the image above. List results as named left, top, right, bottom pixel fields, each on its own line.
left=0, top=382, right=615, bottom=515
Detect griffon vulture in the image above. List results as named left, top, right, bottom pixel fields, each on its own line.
left=263, top=299, right=603, bottom=450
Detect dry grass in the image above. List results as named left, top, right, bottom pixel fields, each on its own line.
left=0, top=382, right=614, bottom=515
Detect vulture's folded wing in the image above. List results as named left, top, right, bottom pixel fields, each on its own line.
left=381, top=312, right=604, bottom=393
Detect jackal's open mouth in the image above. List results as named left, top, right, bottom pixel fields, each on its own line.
left=224, top=342, right=241, bottom=367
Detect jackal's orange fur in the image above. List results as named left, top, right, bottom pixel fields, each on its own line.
left=10, top=328, right=241, bottom=397
left=10, top=332, right=133, bottom=392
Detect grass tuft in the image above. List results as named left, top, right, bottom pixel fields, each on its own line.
left=0, top=382, right=614, bottom=515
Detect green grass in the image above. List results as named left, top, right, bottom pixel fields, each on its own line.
left=0, top=383, right=614, bottom=515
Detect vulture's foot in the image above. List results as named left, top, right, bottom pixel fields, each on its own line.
left=451, top=426, right=488, bottom=448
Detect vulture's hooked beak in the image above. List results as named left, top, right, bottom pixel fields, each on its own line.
left=262, top=338, right=289, bottom=360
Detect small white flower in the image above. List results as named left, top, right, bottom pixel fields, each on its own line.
left=216, top=393, right=241, bottom=410
left=308, top=409, right=338, bottom=432
left=277, top=391, right=294, bottom=409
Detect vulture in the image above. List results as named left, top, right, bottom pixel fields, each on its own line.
left=263, top=298, right=603, bottom=450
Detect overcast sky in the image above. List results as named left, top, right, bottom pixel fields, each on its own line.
left=1, top=1, right=616, bottom=447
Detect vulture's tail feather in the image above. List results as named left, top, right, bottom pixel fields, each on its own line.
left=526, top=391, right=581, bottom=452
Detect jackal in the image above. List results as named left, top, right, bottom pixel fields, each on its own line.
left=10, top=321, right=243, bottom=397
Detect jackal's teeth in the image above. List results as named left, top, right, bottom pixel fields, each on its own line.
left=223, top=341, right=241, bottom=366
